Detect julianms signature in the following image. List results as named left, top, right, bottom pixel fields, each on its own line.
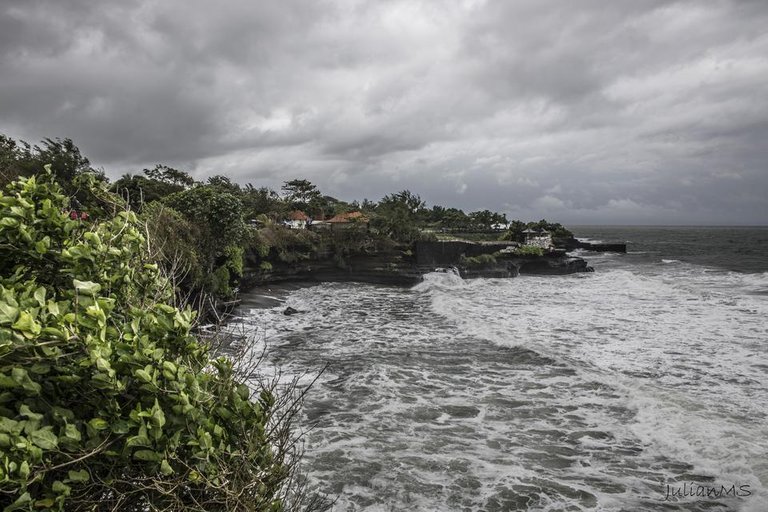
left=664, top=482, right=752, bottom=501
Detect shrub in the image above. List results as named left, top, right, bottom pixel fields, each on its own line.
left=514, top=245, right=545, bottom=257
left=458, top=253, right=497, bottom=267
left=0, top=172, right=293, bottom=511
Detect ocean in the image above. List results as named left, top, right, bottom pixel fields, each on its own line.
left=232, top=226, right=768, bottom=511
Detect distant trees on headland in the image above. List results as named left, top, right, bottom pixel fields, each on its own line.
left=0, top=134, right=573, bottom=303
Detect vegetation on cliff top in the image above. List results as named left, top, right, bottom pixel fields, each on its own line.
left=1, top=134, right=573, bottom=303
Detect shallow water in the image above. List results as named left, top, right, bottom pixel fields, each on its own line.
left=231, top=228, right=768, bottom=511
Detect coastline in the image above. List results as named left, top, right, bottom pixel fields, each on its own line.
left=237, top=281, right=320, bottom=310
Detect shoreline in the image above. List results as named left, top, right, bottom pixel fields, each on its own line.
left=236, top=281, right=321, bottom=310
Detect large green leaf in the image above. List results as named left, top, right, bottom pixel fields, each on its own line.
left=132, top=450, right=162, bottom=462
left=33, top=287, right=46, bottom=307
left=12, top=311, right=41, bottom=338
left=73, top=279, right=101, bottom=296
left=66, top=469, right=90, bottom=483
left=0, top=302, right=19, bottom=325
left=29, top=427, right=58, bottom=450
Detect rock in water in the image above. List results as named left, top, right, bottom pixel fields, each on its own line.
left=283, top=306, right=299, bottom=316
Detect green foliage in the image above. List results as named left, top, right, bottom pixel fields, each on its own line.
left=139, top=202, right=202, bottom=290
left=514, top=245, right=545, bottom=257
left=427, top=206, right=470, bottom=230
left=110, top=174, right=185, bottom=212
left=499, top=220, right=528, bottom=242
left=143, top=164, right=195, bottom=189
left=207, top=175, right=241, bottom=195
left=208, top=265, right=233, bottom=298
left=0, top=173, right=289, bottom=510
left=163, top=186, right=247, bottom=298
left=0, top=135, right=26, bottom=189
left=164, top=186, right=245, bottom=257
left=254, top=226, right=317, bottom=264
left=281, top=179, right=324, bottom=217
left=223, top=245, right=245, bottom=278
left=0, top=136, right=105, bottom=208
left=468, top=210, right=508, bottom=231
left=528, top=219, right=573, bottom=239
left=459, top=253, right=498, bottom=267
left=371, top=190, right=426, bottom=244
left=242, top=186, right=288, bottom=221
left=502, top=219, right=573, bottom=243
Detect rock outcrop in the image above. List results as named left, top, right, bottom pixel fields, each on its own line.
left=557, top=237, right=627, bottom=253
left=243, top=240, right=593, bottom=287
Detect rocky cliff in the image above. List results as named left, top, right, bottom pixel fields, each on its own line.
left=242, top=241, right=592, bottom=288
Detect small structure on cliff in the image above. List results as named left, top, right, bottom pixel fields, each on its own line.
left=523, top=228, right=553, bottom=249
left=285, top=210, right=310, bottom=229
left=327, top=211, right=370, bottom=231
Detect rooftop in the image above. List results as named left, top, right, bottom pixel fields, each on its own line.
left=288, top=210, right=309, bottom=221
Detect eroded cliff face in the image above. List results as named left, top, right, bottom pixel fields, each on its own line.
left=242, top=241, right=592, bottom=288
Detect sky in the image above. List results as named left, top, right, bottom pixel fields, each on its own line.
left=1, top=0, right=767, bottom=225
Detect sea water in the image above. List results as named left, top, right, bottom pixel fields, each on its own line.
left=231, top=226, right=768, bottom=511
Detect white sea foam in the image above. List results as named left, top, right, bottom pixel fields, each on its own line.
left=416, top=260, right=768, bottom=508
left=233, top=256, right=768, bottom=510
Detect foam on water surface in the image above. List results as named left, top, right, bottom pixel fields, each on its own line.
left=232, top=253, right=768, bottom=511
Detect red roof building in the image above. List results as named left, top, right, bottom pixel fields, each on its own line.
left=285, top=210, right=310, bottom=229
left=289, top=210, right=309, bottom=221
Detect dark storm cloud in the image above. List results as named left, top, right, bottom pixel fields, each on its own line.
left=1, top=0, right=767, bottom=224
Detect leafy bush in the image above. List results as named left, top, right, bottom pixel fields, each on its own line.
left=458, top=253, right=497, bottom=267
left=163, top=186, right=248, bottom=298
left=139, top=201, right=203, bottom=292
left=0, top=172, right=292, bottom=511
left=514, top=245, right=545, bottom=257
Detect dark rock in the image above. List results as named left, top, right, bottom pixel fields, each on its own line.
left=517, top=256, right=591, bottom=275
left=557, top=236, right=626, bottom=253
left=283, top=306, right=299, bottom=316
left=414, top=240, right=517, bottom=266
left=243, top=241, right=593, bottom=288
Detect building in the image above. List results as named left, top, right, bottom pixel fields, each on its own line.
left=327, top=211, right=370, bottom=231
left=285, top=210, right=310, bottom=229
left=522, top=228, right=553, bottom=249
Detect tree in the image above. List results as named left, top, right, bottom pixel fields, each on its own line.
left=0, top=135, right=103, bottom=198
left=281, top=179, right=321, bottom=210
left=242, top=185, right=288, bottom=221
left=379, top=190, right=425, bottom=215
left=0, top=135, right=29, bottom=188
left=143, top=164, right=195, bottom=189
left=359, top=199, right=377, bottom=213
left=442, top=208, right=470, bottom=230
left=163, top=186, right=247, bottom=298
left=207, top=175, right=241, bottom=194
left=500, top=220, right=528, bottom=242
left=467, top=210, right=508, bottom=231
left=110, top=173, right=184, bottom=212
left=33, top=138, right=98, bottom=185
left=371, top=190, right=426, bottom=244
left=528, top=219, right=573, bottom=239
left=469, top=210, right=495, bottom=230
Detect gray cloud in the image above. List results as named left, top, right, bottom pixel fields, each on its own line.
left=1, top=0, right=767, bottom=224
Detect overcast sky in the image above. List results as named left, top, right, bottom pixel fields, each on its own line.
left=2, top=0, right=767, bottom=224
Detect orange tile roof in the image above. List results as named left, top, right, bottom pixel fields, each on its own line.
left=288, top=210, right=309, bottom=221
